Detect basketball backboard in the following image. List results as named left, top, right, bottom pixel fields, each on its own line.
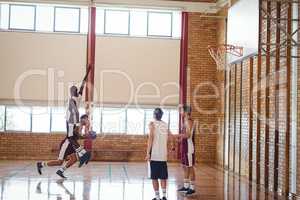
left=227, top=0, right=259, bottom=63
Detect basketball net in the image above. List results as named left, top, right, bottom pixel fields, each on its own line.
left=208, top=44, right=243, bottom=70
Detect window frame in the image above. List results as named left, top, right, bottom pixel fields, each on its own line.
left=53, top=6, right=81, bottom=33
left=103, top=9, right=130, bottom=36
left=8, top=4, right=37, bottom=31
left=147, top=11, right=173, bottom=38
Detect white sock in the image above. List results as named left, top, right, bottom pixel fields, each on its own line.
left=155, top=190, right=160, bottom=200
left=76, top=147, right=86, bottom=157
left=59, top=162, right=67, bottom=172
left=162, top=188, right=167, bottom=197
left=190, top=181, right=195, bottom=190
left=184, top=179, right=190, bottom=189
left=41, top=162, right=47, bottom=167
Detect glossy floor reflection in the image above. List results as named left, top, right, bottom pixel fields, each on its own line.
left=0, top=161, right=289, bottom=200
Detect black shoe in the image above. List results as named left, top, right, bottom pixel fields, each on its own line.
left=177, top=187, right=189, bottom=193
left=56, top=170, right=67, bottom=179
left=78, top=151, right=91, bottom=168
left=161, top=197, right=167, bottom=200
left=36, top=162, right=43, bottom=175
left=85, top=151, right=91, bottom=165
left=185, top=189, right=195, bottom=195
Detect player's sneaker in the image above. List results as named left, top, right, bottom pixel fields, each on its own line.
left=185, top=189, right=195, bottom=195
left=56, top=170, right=67, bottom=179
left=36, top=162, right=43, bottom=175
left=161, top=197, right=167, bottom=200
left=85, top=151, right=91, bottom=165
left=177, top=187, right=189, bottom=193
left=78, top=151, right=91, bottom=167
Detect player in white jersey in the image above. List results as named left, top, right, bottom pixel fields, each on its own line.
left=146, top=108, right=173, bottom=200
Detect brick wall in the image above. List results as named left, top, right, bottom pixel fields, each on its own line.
left=0, top=132, right=217, bottom=163
left=0, top=133, right=176, bottom=162
left=186, top=12, right=219, bottom=164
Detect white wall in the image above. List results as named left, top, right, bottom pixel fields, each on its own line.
left=0, top=31, right=180, bottom=106
left=95, top=36, right=180, bottom=105
left=0, top=31, right=87, bottom=105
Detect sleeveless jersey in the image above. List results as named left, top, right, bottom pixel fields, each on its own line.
left=150, top=120, right=168, bottom=162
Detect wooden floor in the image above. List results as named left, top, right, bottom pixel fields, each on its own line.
left=0, top=161, right=289, bottom=200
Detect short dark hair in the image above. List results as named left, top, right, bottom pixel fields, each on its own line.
left=183, top=105, right=192, bottom=114
left=80, top=114, right=88, bottom=120
left=153, top=108, right=163, bottom=120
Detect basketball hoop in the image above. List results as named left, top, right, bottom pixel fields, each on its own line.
left=208, top=44, right=243, bottom=70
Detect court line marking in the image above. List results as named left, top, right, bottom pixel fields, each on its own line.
left=122, top=164, right=129, bottom=182
left=108, top=164, right=112, bottom=182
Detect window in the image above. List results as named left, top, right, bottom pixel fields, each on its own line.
left=51, top=107, right=66, bottom=132
left=36, top=5, right=54, bottom=32
left=0, top=106, right=4, bottom=131
left=105, top=10, right=129, bottom=35
left=6, top=106, right=31, bottom=131
left=9, top=4, right=36, bottom=30
left=54, top=7, right=80, bottom=32
left=32, top=107, right=50, bottom=133
left=161, top=109, right=170, bottom=125
left=1, top=3, right=181, bottom=39
left=96, top=8, right=104, bottom=34
left=169, top=109, right=179, bottom=133
left=148, top=12, right=172, bottom=37
left=172, top=11, right=182, bottom=38
left=0, top=104, right=179, bottom=134
left=144, top=109, right=153, bottom=134
left=102, top=107, right=126, bottom=133
left=127, top=108, right=144, bottom=134
left=0, top=4, right=9, bottom=29
left=130, top=10, right=147, bottom=36
left=80, top=8, right=88, bottom=33
left=92, top=107, right=101, bottom=133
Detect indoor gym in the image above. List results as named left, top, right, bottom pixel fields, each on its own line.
left=0, top=0, right=299, bottom=199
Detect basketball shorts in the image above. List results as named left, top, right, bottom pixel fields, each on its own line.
left=181, top=153, right=195, bottom=167
left=149, top=161, right=168, bottom=180
left=58, top=138, right=76, bottom=160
